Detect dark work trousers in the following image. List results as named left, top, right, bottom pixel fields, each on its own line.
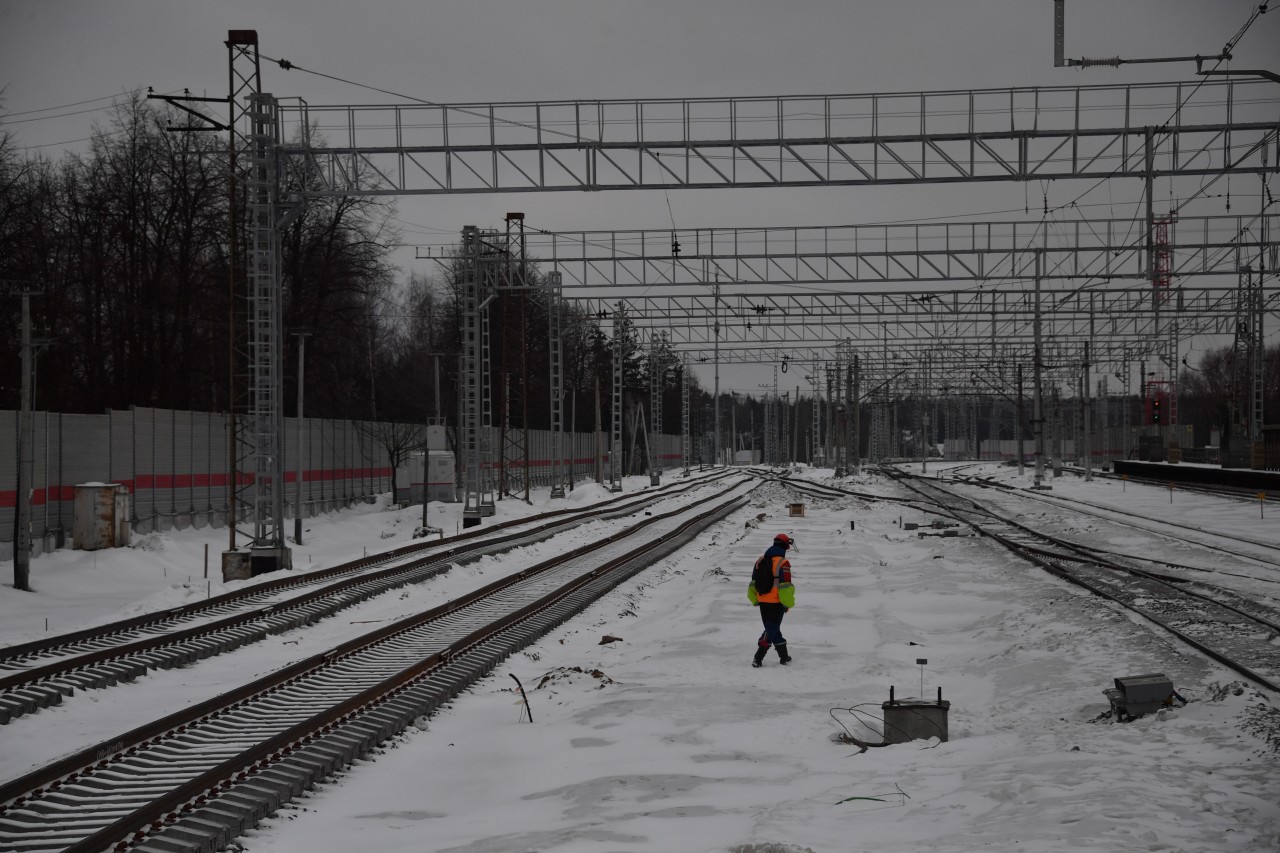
left=757, top=602, right=787, bottom=648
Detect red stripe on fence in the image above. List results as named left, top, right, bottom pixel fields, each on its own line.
left=0, top=467, right=394, bottom=508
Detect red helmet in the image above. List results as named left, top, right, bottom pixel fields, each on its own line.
left=774, top=533, right=792, bottom=547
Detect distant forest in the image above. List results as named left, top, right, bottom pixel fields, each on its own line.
left=0, top=96, right=700, bottom=437
left=1, top=97, right=1276, bottom=452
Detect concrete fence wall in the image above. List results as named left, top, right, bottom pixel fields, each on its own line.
left=1, top=408, right=692, bottom=561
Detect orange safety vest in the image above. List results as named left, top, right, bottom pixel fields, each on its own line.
left=755, top=556, right=791, bottom=604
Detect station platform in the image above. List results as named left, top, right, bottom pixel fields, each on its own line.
left=1111, top=460, right=1280, bottom=492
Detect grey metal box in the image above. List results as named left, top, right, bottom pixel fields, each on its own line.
left=1111, top=673, right=1173, bottom=718
left=881, top=699, right=950, bottom=744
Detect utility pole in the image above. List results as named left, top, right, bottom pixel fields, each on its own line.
left=729, top=392, right=738, bottom=466
left=681, top=353, right=690, bottom=475
left=610, top=301, right=624, bottom=491
left=850, top=354, right=861, bottom=474
left=420, top=349, right=445, bottom=525
left=712, top=274, right=721, bottom=467
left=292, top=331, right=310, bottom=545
left=790, top=391, right=800, bottom=465
left=1033, top=251, right=1050, bottom=489
left=1017, top=363, right=1026, bottom=476
left=1083, top=340, right=1093, bottom=482
left=4, top=280, right=37, bottom=590
left=919, top=355, right=929, bottom=474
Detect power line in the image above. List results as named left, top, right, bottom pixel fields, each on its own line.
left=261, top=54, right=587, bottom=145
left=1048, top=1, right=1274, bottom=220
left=2, top=104, right=132, bottom=125
left=0, top=89, right=146, bottom=118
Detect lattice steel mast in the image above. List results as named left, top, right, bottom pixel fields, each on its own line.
left=460, top=226, right=497, bottom=527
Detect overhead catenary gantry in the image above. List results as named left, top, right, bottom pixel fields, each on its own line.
left=205, top=28, right=1278, bottom=524
left=276, top=79, right=1278, bottom=194
left=571, top=283, right=1274, bottom=344
left=514, top=214, right=1279, bottom=291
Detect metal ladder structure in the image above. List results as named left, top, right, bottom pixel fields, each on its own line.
left=648, top=333, right=663, bottom=485
left=809, top=372, right=823, bottom=468
left=870, top=392, right=888, bottom=462
left=547, top=272, right=566, bottom=499
left=498, top=214, right=531, bottom=503
left=242, top=91, right=293, bottom=571
left=610, top=301, right=625, bottom=491
left=847, top=354, right=861, bottom=474
left=681, top=353, right=690, bottom=475
left=827, top=359, right=841, bottom=473
left=460, top=226, right=497, bottom=527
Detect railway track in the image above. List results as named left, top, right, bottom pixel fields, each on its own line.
left=936, top=466, right=1280, bottom=569
left=887, top=470, right=1280, bottom=695
left=0, top=471, right=731, bottom=726
left=0, top=478, right=755, bottom=853
left=759, top=470, right=953, bottom=521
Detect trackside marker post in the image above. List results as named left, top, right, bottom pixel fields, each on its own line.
left=1260, top=492, right=1266, bottom=520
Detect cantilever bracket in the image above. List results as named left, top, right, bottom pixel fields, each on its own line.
left=147, top=92, right=231, bottom=132
left=1198, top=68, right=1280, bottom=85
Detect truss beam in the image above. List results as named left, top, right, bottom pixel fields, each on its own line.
left=279, top=80, right=1279, bottom=195
left=530, top=214, right=1278, bottom=290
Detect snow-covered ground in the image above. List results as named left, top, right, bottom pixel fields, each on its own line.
left=2, top=466, right=1278, bottom=853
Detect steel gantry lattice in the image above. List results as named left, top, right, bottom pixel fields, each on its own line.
left=569, top=283, right=1278, bottom=352
left=609, top=302, right=626, bottom=491
left=648, top=333, right=663, bottom=485
left=245, top=91, right=289, bottom=560
left=513, top=214, right=1278, bottom=291
left=209, top=32, right=1279, bottom=504
left=276, top=80, right=1278, bottom=195
left=226, top=33, right=305, bottom=572
left=547, top=271, right=567, bottom=499
left=459, top=226, right=497, bottom=526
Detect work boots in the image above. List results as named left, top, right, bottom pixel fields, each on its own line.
left=776, top=643, right=791, bottom=665
left=752, top=645, right=769, bottom=668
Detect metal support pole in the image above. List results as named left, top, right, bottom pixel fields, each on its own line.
left=460, top=226, right=496, bottom=526
left=732, top=391, right=742, bottom=466
left=1260, top=178, right=1270, bottom=431
left=850, top=354, right=861, bottom=474
left=712, top=277, right=721, bottom=467
left=681, top=354, right=690, bottom=475
left=594, top=375, right=603, bottom=485
left=292, top=332, right=309, bottom=544
left=1017, top=363, right=1026, bottom=476
left=919, top=354, right=929, bottom=474
left=14, top=288, right=33, bottom=590
left=548, top=273, right=566, bottom=498
left=1083, top=341, right=1092, bottom=481
left=610, top=301, right=624, bottom=491
left=1033, top=251, right=1049, bottom=489
left=810, top=373, right=822, bottom=468
left=649, top=332, right=661, bottom=484
left=791, top=391, right=800, bottom=466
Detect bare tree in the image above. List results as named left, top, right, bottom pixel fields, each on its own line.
left=354, top=419, right=430, bottom=502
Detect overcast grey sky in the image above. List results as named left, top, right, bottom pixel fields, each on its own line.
left=2, top=0, right=1277, bottom=395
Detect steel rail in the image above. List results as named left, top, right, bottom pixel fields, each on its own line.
left=755, top=471, right=951, bottom=519
left=0, top=470, right=727, bottom=667
left=0, top=473, right=732, bottom=724
left=0, top=482, right=754, bottom=853
left=889, top=471, right=1280, bottom=694
left=944, top=469, right=1280, bottom=566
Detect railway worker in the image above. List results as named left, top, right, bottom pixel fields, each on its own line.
left=748, top=533, right=796, bottom=667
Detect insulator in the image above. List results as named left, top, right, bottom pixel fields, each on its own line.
left=1078, top=56, right=1123, bottom=68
